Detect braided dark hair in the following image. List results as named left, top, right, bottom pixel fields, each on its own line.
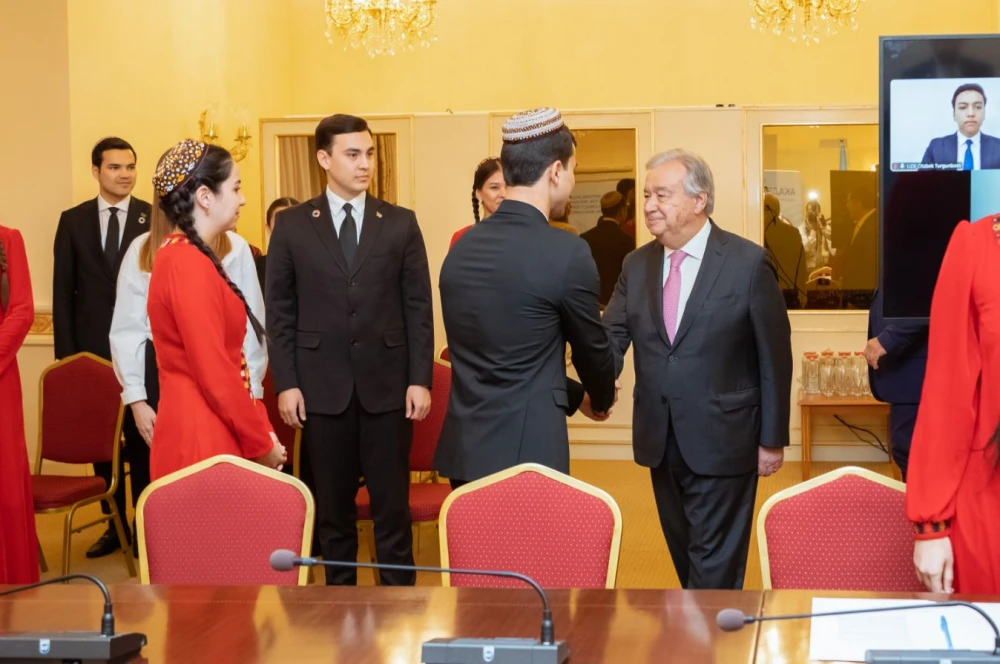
left=472, top=157, right=502, bottom=223
left=0, top=237, right=8, bottom=314
left=158, top=144, right=264, bottom=342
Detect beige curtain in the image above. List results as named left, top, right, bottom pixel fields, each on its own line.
left=277, top=136, right=325, bottom=202
left=277, top=133, right=397, bottom=203
left=368, top=133, right=398, bottom=204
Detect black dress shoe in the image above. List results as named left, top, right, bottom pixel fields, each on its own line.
left=85, top=529, right=121, bottom=558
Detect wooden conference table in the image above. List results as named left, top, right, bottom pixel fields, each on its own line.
left=0, top=585, right=991, bottom=663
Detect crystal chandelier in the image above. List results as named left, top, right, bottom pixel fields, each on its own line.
left=750, top=0, right=865, bottom=45
left=324, top=0, right=437, bottom=58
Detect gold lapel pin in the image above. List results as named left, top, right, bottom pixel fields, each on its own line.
left=376, top=211, right=383, bottom=218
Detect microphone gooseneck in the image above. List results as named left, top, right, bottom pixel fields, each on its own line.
left=270, top=549, right=555, bottom=645
left=717, top=601, right=1000, bottom=656
left=0, top=574, right=115, bottom=637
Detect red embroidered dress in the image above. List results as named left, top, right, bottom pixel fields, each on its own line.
left=147, top=234, right=273, bottom=480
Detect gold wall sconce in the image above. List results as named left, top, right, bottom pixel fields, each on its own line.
left=199, top=109, right=252, bottom=162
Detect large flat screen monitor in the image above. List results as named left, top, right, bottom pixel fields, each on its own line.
left=881, top=34, right=1000, bottom=320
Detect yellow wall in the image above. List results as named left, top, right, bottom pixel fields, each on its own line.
left=60, top=0, right=1000, bottom=252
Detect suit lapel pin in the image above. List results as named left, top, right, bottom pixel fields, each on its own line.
left=312, top=209, right=321, bottom=218
left=138, top=213, right=147, bottom=225
left=376, top=211, right=383, bottom=218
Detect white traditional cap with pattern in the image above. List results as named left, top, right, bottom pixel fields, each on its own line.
left=501, top=108, right=566, bottom=143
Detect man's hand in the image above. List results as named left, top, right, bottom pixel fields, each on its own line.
left=579, top=393, right=610, bottom=422
left=278, top=388, right=306, bottom=429
left=864, top=337, right=887, bottom=370
left=406, top=385, right=431, bottom=421
left=130, top=401, right=157, bottom=446
left=758, top=446, right=784, bottom=477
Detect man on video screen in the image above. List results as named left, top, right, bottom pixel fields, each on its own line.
left=922, top=83, right=1000, bottom=170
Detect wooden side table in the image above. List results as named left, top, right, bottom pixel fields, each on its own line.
left=797, top=389, right=892, bottom=480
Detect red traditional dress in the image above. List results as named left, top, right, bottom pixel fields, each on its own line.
left=0, top=226, right=39, bottom=584
left=907, top=216, right=1000, bottom=593
left=147, top=235, right=273, bottom=481
left=449, top=224, right=472, bottom=249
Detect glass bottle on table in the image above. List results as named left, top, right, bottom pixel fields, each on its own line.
left=819, top=350, right=836, bottom=397
left=835, top=351, right=852, bottom=397
left=802, top=352, right=820, bottom=395
left=854, top=351, right=870, bottom=397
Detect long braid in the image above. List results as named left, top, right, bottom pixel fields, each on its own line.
left=0, top=237, right=8, bottom=314
left=166, top=190, right=265, bottom=342
left=472, top=190, right=481, bottom=223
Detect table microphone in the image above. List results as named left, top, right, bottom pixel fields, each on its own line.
left=718, top=601, right=1000, bottom=663
left=269, top=548, right=569, bottom=664
left=0, top=573, right=146, bottom=662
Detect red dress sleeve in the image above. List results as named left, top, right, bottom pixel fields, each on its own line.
left=906, top=220, right=981, bottom=538
left=0, top=229, right=34, bottom=376
left=164, top=248, right=274, bottom=461
left=449, top=225, right=472, bottom=249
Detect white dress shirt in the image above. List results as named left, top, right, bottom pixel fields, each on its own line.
left=957, top=132, right=981, bottom=170
left=325, top=187, right=367, bottom=243
left=662, top=219, right=712, bottom=327
left=97, top=195, right=130, bottom=250
left=110, top=231, right=267, bottom=404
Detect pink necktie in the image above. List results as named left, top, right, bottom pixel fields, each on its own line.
left=663, top=250, right=687, bottom=343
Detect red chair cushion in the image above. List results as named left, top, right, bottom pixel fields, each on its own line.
left=32, top=475, right=106, bottom=510
left=409, top=362, right=451, bottom=471
left=444, top=470, right=615, bottom=589
left=409, top=483, right=451, bottom=522
left=41, top=356, right=122, bottom=465
left=141, top=461, right=309, bottom=585
left=355, top=483, right=452, bottom=523
left=763, top=474, right=924, bottom=591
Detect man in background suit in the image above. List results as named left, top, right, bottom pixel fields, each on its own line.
left=762, top=193, right=806, bottom=309
left=581, top=190, right=635, bottom=306
left=864, top=289, right=928, bottom=481
left=603, top=149, right=792, bottom=589
left=53, top=137, right=151, bottom=558
left=436, top=107, right=617, bottom=488
left=922, top=83, right=1000, bottom=170
left=267, top=114, right=433, bottom=586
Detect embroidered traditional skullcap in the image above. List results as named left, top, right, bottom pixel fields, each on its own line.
left=502, top=108, right=566, bottom=143
left=153, top=139, right=208, bottom=197
left=600, top=191, right=624, bottom=210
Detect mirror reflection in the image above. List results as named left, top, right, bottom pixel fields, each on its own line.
left=762, top=123, right=879, bottom=311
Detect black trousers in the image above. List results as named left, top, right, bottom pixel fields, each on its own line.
left=95, top=343, right=156, bottom=540
left=889, top=403, right=918, bottom=483
left=650, top=429, right=759, bottom=590
left=303, top=391, right=414, bottom=586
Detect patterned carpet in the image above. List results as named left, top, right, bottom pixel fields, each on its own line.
left=35, top=460, right=895, bottom=589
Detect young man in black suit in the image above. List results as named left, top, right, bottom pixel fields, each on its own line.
left=52, top=137, right=152, bottom=558
left=266, top=115, right=433, bottom=586
left=603, top=149, right=792, bottom=590
left=435, top=108, right=618, bottom=487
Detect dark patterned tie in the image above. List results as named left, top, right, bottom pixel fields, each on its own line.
left=340, top=203, right=358, bottom=266
left=105, top=207, right=120, bottom=268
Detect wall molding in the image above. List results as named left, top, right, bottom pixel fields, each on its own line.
left=30, top=313, right=53, bottom=335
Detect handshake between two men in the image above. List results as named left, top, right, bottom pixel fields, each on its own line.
left=579, top=380, right=622, bottom=422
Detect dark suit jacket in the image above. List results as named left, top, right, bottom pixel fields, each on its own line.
left=254, top=254, right=267, bottom=292
left=763, top=219, right=806, bottom=309
left=921, top=132, right=1000, bottom=169
left=434, top=200, right=617, bottom=481
left=867, top=289, right=928, bottom=405
left=603, top=222, right=792, bottom=476
left=52, top=197, right=151, bottom=360
left=836, top=210, right=879, bottom=309
left=580, top=218, right=634, bottom=306
left=265, top=193, right=433, bottom=415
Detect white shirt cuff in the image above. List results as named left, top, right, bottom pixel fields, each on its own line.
left=122, top=386, right=148, bottom=406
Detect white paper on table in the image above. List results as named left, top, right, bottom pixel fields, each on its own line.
left=807, top=598, right=1000, bottom=662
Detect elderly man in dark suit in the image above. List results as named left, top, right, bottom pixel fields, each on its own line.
left=436, top=108, right=617, bottom=488
left=603, top=149, right=792, bottom=590
left=53, top=136, right=151, bottom=559
left=266, top=114, right=434, bottom=586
